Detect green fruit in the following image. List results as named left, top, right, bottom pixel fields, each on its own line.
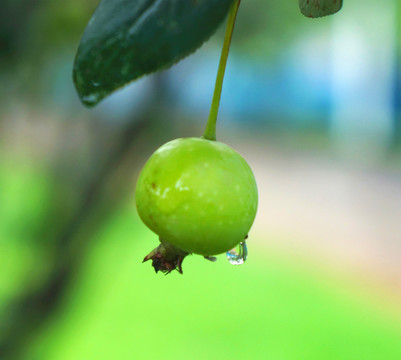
left=136, top=137, right=258, bottom=273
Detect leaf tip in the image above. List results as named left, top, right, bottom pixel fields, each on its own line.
left=73, top=67, right=104, bottom=108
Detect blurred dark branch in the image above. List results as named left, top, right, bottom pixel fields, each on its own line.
left=0, top=119, right=147, bottom=359
left=0, top=74, right=170, bottom=359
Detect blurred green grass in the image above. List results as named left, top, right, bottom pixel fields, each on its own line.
left=1, top=165, right=401, bottom=360
left=26, top=211, right=401, bottom=360
left=0, top=161, right=52, bottom=309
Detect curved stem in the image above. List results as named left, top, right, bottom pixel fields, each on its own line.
left=203, top=0, right=241, bottom=141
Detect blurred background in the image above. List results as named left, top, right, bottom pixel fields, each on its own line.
left=1, top=0, right=401, bottom=359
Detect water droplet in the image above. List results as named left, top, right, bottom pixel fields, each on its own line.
left=81, top=94, right=99, bottom=106
left=226, top=240, right=248, bottom=265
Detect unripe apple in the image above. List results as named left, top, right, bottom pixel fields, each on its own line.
left=136, top=137, right=258, bottom=273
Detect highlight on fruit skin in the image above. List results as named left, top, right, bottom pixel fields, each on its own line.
left=136, top=137, right=258, bottom=274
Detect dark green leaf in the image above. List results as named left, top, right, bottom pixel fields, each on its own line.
left=299, top=0, right=342, bottom=18
left=73, top=0, right=234, bottom=107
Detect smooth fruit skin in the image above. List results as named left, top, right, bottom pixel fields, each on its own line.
left=136, top=137, right=258, bottom=256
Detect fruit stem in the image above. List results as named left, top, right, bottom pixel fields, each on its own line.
left=203, top=0, right=241, bottom=141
